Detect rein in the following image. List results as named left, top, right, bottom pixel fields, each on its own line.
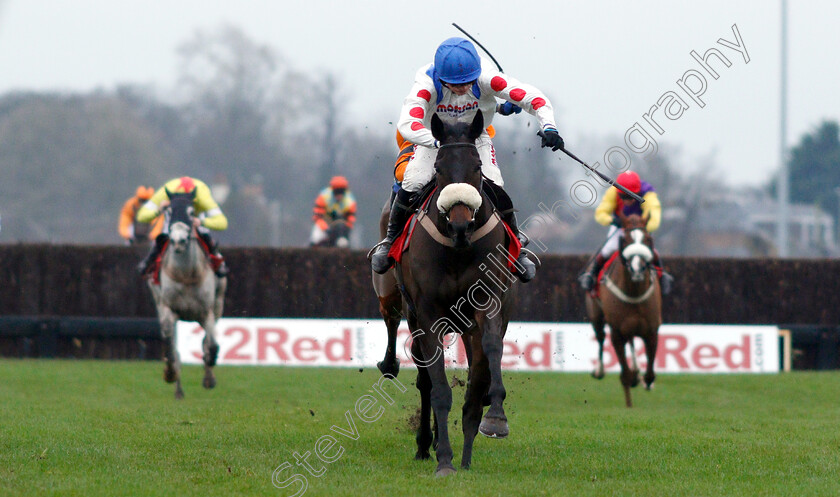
left=437, top=142, right=477, bottom=151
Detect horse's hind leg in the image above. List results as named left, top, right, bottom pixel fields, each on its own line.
left=642, top=331, right=658, bottom=390
left=201, top=313, right=219, bottom=389
left=587, top=297, right=606, bottom=379
left=376, top=288, right=402, bottom=378
left=412, top=340, right=433, bottom=461
left=461, top=335, right=490, bottom=470
left=628, top=340, right=641, bottom=388
left=592, top=321, right=606, bottom=380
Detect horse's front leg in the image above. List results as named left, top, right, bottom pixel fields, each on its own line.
left=411, top=339, right=433, bottom=461
left=200, top=311, right=219, bottom=389
left=642, top=330, right=659, bottom=390
left=461, top=333, right=490, bottom=470
left=477, top=313, right=508, bottom=439
left=611, top=332, right=634, bottom=408
left=417, top=336, right=455, bottom=477
left=376, top=288, right=402, bottom=378
left=159, top=310, right=183, bottom=400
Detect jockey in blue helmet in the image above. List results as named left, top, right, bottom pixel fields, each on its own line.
left=369, top=37, right=566, bottom=283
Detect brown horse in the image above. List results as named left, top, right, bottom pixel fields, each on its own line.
left=586, top=214, right=661, bottom=407
left=394, top=112, right=517, bottom=476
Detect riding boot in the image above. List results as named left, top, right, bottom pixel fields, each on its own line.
left=483, top=180, right=538, bottom=282
left=652, top=250, right=674, bottom=295
left=499, top=210, right=538, bottom=283
left=578, top=253, right=607, bottom=291
left=137, top=234, right=168, bottom=276
left=370, top=187, right=414, bottom=274
left=198, top=231, right=230, bottom=277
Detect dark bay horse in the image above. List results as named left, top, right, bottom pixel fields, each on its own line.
left=147, top=191, right=227, bottom=399
left=396, top=112, right=517, bottom=476
left=586, top=214, right=661, bottom=407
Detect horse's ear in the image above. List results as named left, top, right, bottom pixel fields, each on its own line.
left=190, top=188, right=197, bottom=200
left=431, top=114, right=444, bottom=142
left=642, top=213, right=650, bottom=227
left=164, top=187, right=172, bottom=199
left=469, top=111, right=484, bottom=141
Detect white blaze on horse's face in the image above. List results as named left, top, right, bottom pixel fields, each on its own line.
left=621, top=228, right=653, bottom=282
left=436, top=183, right=482, bottom=216
left=169, top=222, right=192, bottom=253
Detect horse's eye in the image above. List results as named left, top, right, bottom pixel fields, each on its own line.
left=187, top=206, right=195, bottom=217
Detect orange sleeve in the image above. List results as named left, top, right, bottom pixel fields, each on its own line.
left=118, top=198, right=138, bottom=239
left=313, top=194, right=328, bottom=224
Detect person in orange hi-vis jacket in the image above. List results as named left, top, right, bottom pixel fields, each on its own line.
left=118, top=186, right=163, bottom=245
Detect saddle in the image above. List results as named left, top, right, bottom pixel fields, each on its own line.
left=589, top=252, right=620, bottom=299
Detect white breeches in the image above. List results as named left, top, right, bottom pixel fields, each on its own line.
left=401, top=137, right=503, bottom=192
left=310, top=224, right=328, bottom=245
left=600, top=225, right=623, bottom=258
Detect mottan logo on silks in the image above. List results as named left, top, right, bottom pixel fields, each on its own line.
left=437, top=100, right=479, bottom=117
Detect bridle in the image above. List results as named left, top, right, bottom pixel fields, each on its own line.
left=604, top=227, right=656, bottom=304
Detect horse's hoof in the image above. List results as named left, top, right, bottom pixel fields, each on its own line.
left=175, top=390, right=184, bottom=400
left=414, top=450, right=431, bottom=460
left=479, top=416, right=509, bottom=439
left=645, top=381, right=655, bottom=391
left=435, top=465, right=456, bottom=477
left=203, top=376, right=216, bottom=389
left=591, top=369, right=605, bottom=380
left=164, top=368, right=177, bottom=383
left=376, top=360, right=400, bottom=378
left=630, top=376, right=641, bottom=388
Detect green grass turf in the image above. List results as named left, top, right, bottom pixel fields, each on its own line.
left=1, top=360, right=839, bottom=496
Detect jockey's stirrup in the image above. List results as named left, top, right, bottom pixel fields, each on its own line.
left=515, top=249, right=538, bottom=283
left=370, top=188, right=413, bottom=274
left=578, top=254, right=606, bottom=291
left=137, top=235, right=167, bottom=276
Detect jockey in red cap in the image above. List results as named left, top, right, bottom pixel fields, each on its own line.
left=135, top=177, right=229, bottom=278
left=310, top=176, right=357, bottom=247
left=578, top=171, right=674, bottom=295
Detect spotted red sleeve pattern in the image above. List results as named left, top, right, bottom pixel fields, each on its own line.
left=397, top=65, right=439, bottom=148
left=480, top=68, right=558, bottom=131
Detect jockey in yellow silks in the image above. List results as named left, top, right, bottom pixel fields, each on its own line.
left=369, top=37, right=566, bottom=283
left=310, top=176, right=357, bottom=246
left=578, top=170, right=673, bottom=295
left=135, top=176, right=230, bottom=277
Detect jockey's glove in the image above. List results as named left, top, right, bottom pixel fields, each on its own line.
left=540, top=127, right=565, bottom=151
left=497, top=101, right=522, bottom=116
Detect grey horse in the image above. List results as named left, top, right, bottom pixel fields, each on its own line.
left=146, top=190, right=227, bottom=399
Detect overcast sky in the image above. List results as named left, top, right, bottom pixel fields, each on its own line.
left=1, top=0, right=837, bottom=187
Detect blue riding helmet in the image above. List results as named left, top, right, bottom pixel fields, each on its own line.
left=434, top=37, right=481, bottom=84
